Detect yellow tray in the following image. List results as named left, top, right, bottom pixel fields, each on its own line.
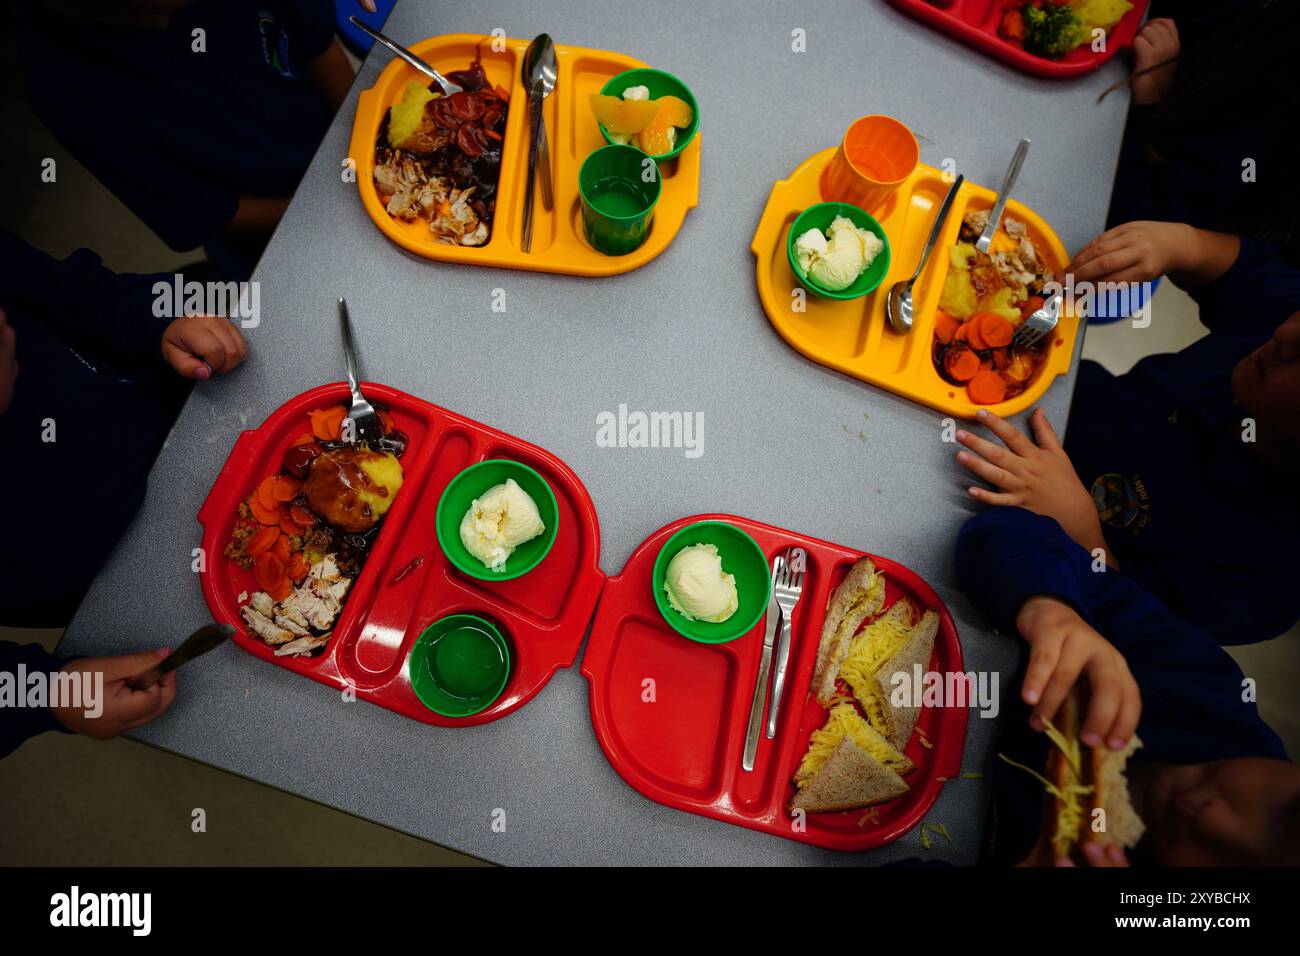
left=751, top=149, right=1078, bottom=419
left=349, top=33, right=700, bottom=276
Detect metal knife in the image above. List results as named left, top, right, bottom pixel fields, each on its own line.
left=126, top=624, right=235, bottom=691
left=742, top=554, right=783, bottom=771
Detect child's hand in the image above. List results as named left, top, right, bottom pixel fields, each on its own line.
left=161, top=315, right=248, bottom=380
left=0, top=309, right=17, bottom=417
left=1068, top=220, right=1195, bottom=286
left=1015, top=596, right=1141, bottom=751
left=957, top=408, right=1111, bottom=562
left=1131, top=18, right=1179, bottom=105
left=51, top=648, right=177, bottom=739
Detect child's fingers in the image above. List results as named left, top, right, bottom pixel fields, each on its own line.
left=1034, top=643, right=1086, bottom=730
left=95, top=650, right=171, bottom=682
left=957, top=427, right=1017, bottom=465
left=1109, top=679, right=1141, bottom=750
left=968, top=486, right=1018, bottom=506
left=169, top=325, right=228, bottom=377
left=956, top=449, right=1014, bottom=489
left=1028, top=407, right=1063, bottom=452
left=108, top=683, right=169, bottom=726
left=975, top=409, right=1034, bottom=456
left=1080, top=669, right=1123, bottom=748
left=1071, top=243, right=1142, bottom=284
left=1021, top=637, right=1062, bottom=706
left=203, top=319, right=246, bottom=373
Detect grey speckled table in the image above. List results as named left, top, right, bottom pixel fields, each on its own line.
left=61, top=0, right=1130, bottom=864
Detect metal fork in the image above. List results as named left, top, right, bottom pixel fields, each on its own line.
left=765, top=547, right=804, bottom=738
left=1011, top=289, right=1063, bottom=349
left=337, top=298, right=384, bottom=447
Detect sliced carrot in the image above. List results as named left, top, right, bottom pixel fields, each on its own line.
left=934, top=311, right=961, bottom=345
left=267, top=576, right=293, bottom=603
left=953, top=322, right=970, bottom=344
left=979, top=312, right=1014, bottom=348
left=286, top=552, right=311, bottom=583
left=289, top=505, right=318, bottom=529
left=1020, top=295, right=1045, bottom=320
left=291, top=431, right=315, bottom=447
left=965, top=319, right=990, bottom=351
left=378, top=409, right=395, bottom=433
left=253, top=552, right=285, bottom=592
left=250, top=497, right=284, bottom=526
left=968, top=369, right=1008, bottom=405
left=256, top=476, right=280, bottom=511
left=271, top=475, right=301, bottom=502
left=246, top=526, right=280, bottom=558
left=991, top=347, right=1011, bottom=371
left=322, top=406, right=346, bottom=440
left=944, top=347, right=981, bottom=382
left=271, top=534, right=292, bottom=563
left=279, top=514, right=303, bottom=537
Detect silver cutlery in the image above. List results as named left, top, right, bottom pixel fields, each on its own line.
left=975, top=137, right=1030, bottom=255
left=347, top=16, right=462, bottom=95
left=126, top=624, right=234, bottom=691
left=337, top=298, right=384, bottom=446
left=523, top=35, right=557, bottom=213
left=765, top=547, right=805, bottom=739
left=1012, top=289, right=1064, bottom=349
left=886, top=173, right=965, bottom=335
left=742, top=553, right=782, bottom=771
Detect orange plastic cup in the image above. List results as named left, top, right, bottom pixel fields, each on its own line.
left=820, top=115, right=919, bottom=212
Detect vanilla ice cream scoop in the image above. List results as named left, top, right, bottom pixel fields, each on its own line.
left=797, top=215, right=883, bottom=291
left=664, top=543, right=739, bottom=623
left=459, top=478, right=546, bottom=571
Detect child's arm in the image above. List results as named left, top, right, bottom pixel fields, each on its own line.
left=957, top=508, right=1287, bottom=762
left=307, top=38, right=358, bottom=113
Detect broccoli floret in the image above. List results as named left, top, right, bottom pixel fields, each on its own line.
left=1022, top=4, right=1087, bottom=58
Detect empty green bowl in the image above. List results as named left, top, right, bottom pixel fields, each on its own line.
left=787, top=202, right=891, bottom=300
left=652, top=521, right=771, bottom=644
left=598, top=68, right=699, bottom=162
left=435, top=460, right=559, bottom=581
left=408, top=614, right=511, bottom=717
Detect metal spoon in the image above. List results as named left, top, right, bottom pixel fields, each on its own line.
left=523, top=35, right=557, bottom=213
left=886, top=173, right=965, bottom=335
left=348, top=16, right=462, bottom=95
left=975, top=138, right=1030, bottom=255
left=126, top=624, right=234, bottom=691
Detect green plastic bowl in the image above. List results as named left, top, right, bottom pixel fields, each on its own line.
left=787, top=202, right=891, bottom=301
left=435, top=460, right=559, bottom=581
left=408, top=614, right=510, bottom=717
left=652, top=521, right=771, bottom=644
left=598, top=68, right=699, bottom=162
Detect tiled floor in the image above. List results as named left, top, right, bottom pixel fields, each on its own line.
left=2, top=24, right=1294, bottom=865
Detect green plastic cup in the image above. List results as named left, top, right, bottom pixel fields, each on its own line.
left=579, top=145, right=661, bottom=256
left=651, top=521, right=772, bottom=644
left=408, top=614, right=511, bottom=717
left=787, top=201, right=891, bottom=300
left=435, top=459, right=559, bottom=581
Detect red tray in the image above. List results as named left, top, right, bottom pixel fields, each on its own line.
left=198, top=383, right=604, bottom=726
left=582, top=514, right=967, bottom=850
left=887, top=0, right=1149, bottom=78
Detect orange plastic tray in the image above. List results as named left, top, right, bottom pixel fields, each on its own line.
left=349, top=33, right=700, bottom=276
left=752, top=149, right=1079, bottom=419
